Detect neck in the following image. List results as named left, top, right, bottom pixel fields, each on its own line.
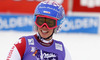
left=34, top=34, right=53, bottom=47
left=37, top=33, right=53, bottom=43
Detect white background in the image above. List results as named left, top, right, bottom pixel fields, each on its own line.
left=0, top=31, right=100, bottom=60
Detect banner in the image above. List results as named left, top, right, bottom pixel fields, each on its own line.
left=0, top=0, right=68, bottom=14
left=60, top=16, right=99, bottom=34
left=72, top=0, right=100, bottom=12
left=0, top=14, right=99, bottom=33
left=0, top=14, right=33, bottom=31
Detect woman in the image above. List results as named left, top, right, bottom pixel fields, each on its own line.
left=7, top=1, right=71, bottom=60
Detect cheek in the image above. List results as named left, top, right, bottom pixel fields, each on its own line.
left=49, top=29, right=54, bottom=33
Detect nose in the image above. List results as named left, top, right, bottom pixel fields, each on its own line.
left=42, top=25, right=48, bottom=29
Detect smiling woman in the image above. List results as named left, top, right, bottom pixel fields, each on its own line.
left=6, top=1, right=71, bottom=60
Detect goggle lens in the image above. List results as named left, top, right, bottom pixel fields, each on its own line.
left=35, top=15, right=57, bottom=29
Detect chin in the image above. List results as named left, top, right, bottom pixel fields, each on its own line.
left=41, top=36, right=48, bottom=39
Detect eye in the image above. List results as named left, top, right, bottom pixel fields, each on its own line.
left=46, top=18, right=56, bottom=27
left=48, top=21, right=54, bottom=25
left=36, top=17, right=45, bottom=25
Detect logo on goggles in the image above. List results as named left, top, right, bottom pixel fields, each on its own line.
left=35, top=15, right=57, bottom=29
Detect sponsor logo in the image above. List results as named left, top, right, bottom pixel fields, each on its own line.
left=55, top=43, right=63, bottom=51
left=31, top=47, right=36, bottom=52
left=7, top=46, right=15, bottom=60
left=0, top=15, right=33, bottom=30
left=39, top=6, right=60, bottom=13
left=61, top=17, right=98, bottom=31
left=28, top=38, right=34, bottom=45
left=43, top=53, right=57, bottom=59
left=33, top=49, right=58, bottom=60
left=43, top=11, right=50, bottom=14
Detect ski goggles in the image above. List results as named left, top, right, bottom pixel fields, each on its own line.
left=35, top=15, right=57, bottom=29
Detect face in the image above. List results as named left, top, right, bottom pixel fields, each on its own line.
left=37, top=25, right=54, bottom=40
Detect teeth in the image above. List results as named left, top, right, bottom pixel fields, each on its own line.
left=42, top=30, right=47, bottom=33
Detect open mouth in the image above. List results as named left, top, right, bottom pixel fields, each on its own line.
left=41, top=30, right=48, bottom=33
